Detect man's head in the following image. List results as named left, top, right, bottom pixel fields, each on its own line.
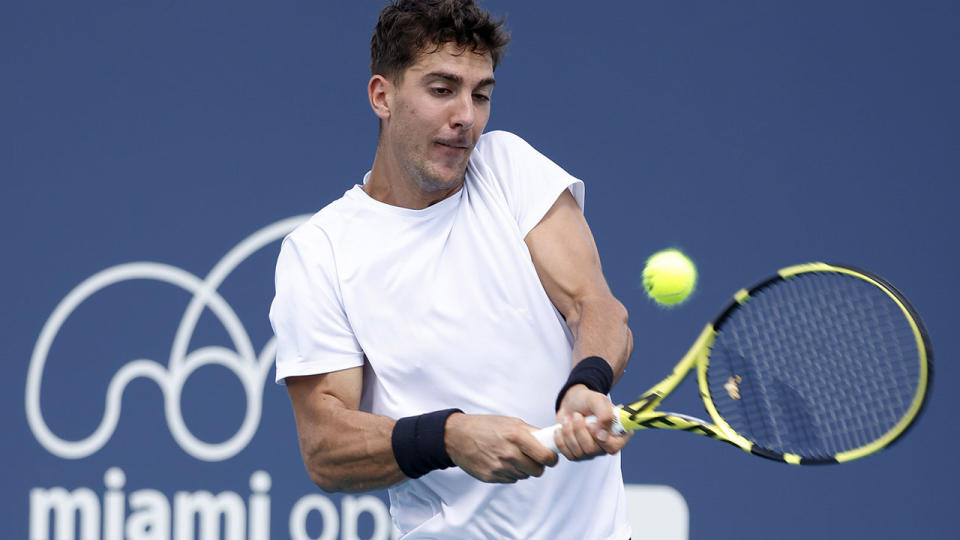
left=367, top=0, right=510, bottom=201
left=370, top=0, right=509, bottom=84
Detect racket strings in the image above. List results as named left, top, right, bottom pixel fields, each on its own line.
left=712, top=346, right=825, bottom=455
left=706, top=272, right=922, bottom=460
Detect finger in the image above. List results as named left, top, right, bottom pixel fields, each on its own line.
left=552, top=420, right=571, bottom=459
left=569, top=412, right=602, bottom=459
left=503, top=438, right=547, bottom=478
left=519, top=431, right=559, bottom=467
left=517, top=423, right=559, bottom=464
left=571, top=413, right=602, bottom=457
left=492, top=457, right=530, bottom=483
left=492, top=470, right=521, bottom=483
left=560, top=414, right=586, bottom=459
left=594, top=430, right=632, bottom=455
left=585, top=394, right=615, bottom=429
left=511, top=454, right=546, bottom=478
left=554, top=415, right=577, bottom=460
left=605, top=431, right=634, bottom=454
left=501, top=429, right=548, bottom=478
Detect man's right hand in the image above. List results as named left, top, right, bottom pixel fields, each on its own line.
left=444, top=413, right=559, bottom=483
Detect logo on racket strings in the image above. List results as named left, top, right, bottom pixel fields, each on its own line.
left=724, top=375, right=742, bottom=400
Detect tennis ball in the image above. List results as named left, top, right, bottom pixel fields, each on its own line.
left=642, top=249, right=697, bottom=306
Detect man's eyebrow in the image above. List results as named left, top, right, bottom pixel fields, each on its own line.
left=424, top=71, right=496, bottom=89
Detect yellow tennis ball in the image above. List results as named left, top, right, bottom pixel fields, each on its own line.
left=642, top=249, right=697, bottom=306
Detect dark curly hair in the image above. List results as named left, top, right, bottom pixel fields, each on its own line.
left=371, top=0, right=510, bottom=81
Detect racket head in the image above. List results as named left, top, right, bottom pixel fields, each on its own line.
left=697, top=263, right=931, bottom=464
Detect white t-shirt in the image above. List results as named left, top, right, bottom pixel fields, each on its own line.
left=270, top=130, right=630, bottom=540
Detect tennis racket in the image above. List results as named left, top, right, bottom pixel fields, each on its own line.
left=533, top=262, right=932, bottom=464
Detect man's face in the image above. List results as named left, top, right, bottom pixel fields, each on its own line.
left=383, top=42, right=495, bottom=193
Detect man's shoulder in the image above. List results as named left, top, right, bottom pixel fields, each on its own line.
left=284, top=188, right=360, bottom=247
left=474, top=130, right=529, bottom=156
left=471, top=130, right=549, bottom=173
left=478, top=129, right=524, bottom=144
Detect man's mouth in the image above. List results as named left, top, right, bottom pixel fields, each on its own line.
left=436, top=140, right=469, bottom=150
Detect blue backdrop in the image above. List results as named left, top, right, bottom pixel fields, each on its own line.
left=3, top=1, right=958, bottom=538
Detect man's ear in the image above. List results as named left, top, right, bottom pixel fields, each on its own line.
left=368, top=74, right=393, bottom=121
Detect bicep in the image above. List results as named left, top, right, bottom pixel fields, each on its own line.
left=524, top=190, right=611, bottom=319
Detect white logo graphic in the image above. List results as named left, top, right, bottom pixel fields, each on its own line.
left=26, top=216, right=310, bottom=462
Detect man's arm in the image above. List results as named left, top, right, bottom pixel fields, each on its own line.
left=286, top=368, right=402, bottom=492
left=525, top=190, right=634, bottom=460
left=286, top=368, right=558, bottom=493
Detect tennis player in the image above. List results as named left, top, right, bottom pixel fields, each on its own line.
left=270, top=1, right=634, bottom=537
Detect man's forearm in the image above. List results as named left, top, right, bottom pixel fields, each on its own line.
left=552, top=293, right=634, bottom=460
left=295, top=403, right=559, bottom=491
left=566, top=293, right=632, bottom=381
left=293, top=395, right=406, bottom=493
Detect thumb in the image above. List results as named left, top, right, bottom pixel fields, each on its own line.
left=586, top=393, right=616, bottom=428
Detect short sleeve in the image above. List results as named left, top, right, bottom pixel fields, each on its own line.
left=471, top=130, right=585, bottom=237
left=269, top=226, right=364, bottom=384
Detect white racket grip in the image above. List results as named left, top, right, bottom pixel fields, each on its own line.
left=531, top=407, right=627, bottom=453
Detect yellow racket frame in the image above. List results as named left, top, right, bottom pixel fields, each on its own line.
left=615, top=262, right=931, bottom=464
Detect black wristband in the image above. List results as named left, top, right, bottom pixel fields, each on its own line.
left=555, top=356, right=614, bottom=411
left=391, top=408, right=462, bottom=479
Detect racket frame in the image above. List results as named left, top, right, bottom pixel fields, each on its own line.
left=614, top=262, right=931, bottom=465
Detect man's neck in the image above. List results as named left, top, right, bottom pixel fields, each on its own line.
left=364, top=146, right=464, bottom=210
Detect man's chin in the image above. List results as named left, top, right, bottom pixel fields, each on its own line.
left=423, top=178, right=464, bottom=193
left=421, top=167, right=467, bottom=192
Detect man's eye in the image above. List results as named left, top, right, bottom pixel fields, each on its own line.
left=432, top=88, right=452, bottom=95
left=473, top=94, right=491, bottom=102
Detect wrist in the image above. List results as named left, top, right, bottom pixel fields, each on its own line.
left=555, top=356, right=614, bottom=411
left=443, top=411, right=464, bottom=453
left=391, top=408, right=462, bottom=479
